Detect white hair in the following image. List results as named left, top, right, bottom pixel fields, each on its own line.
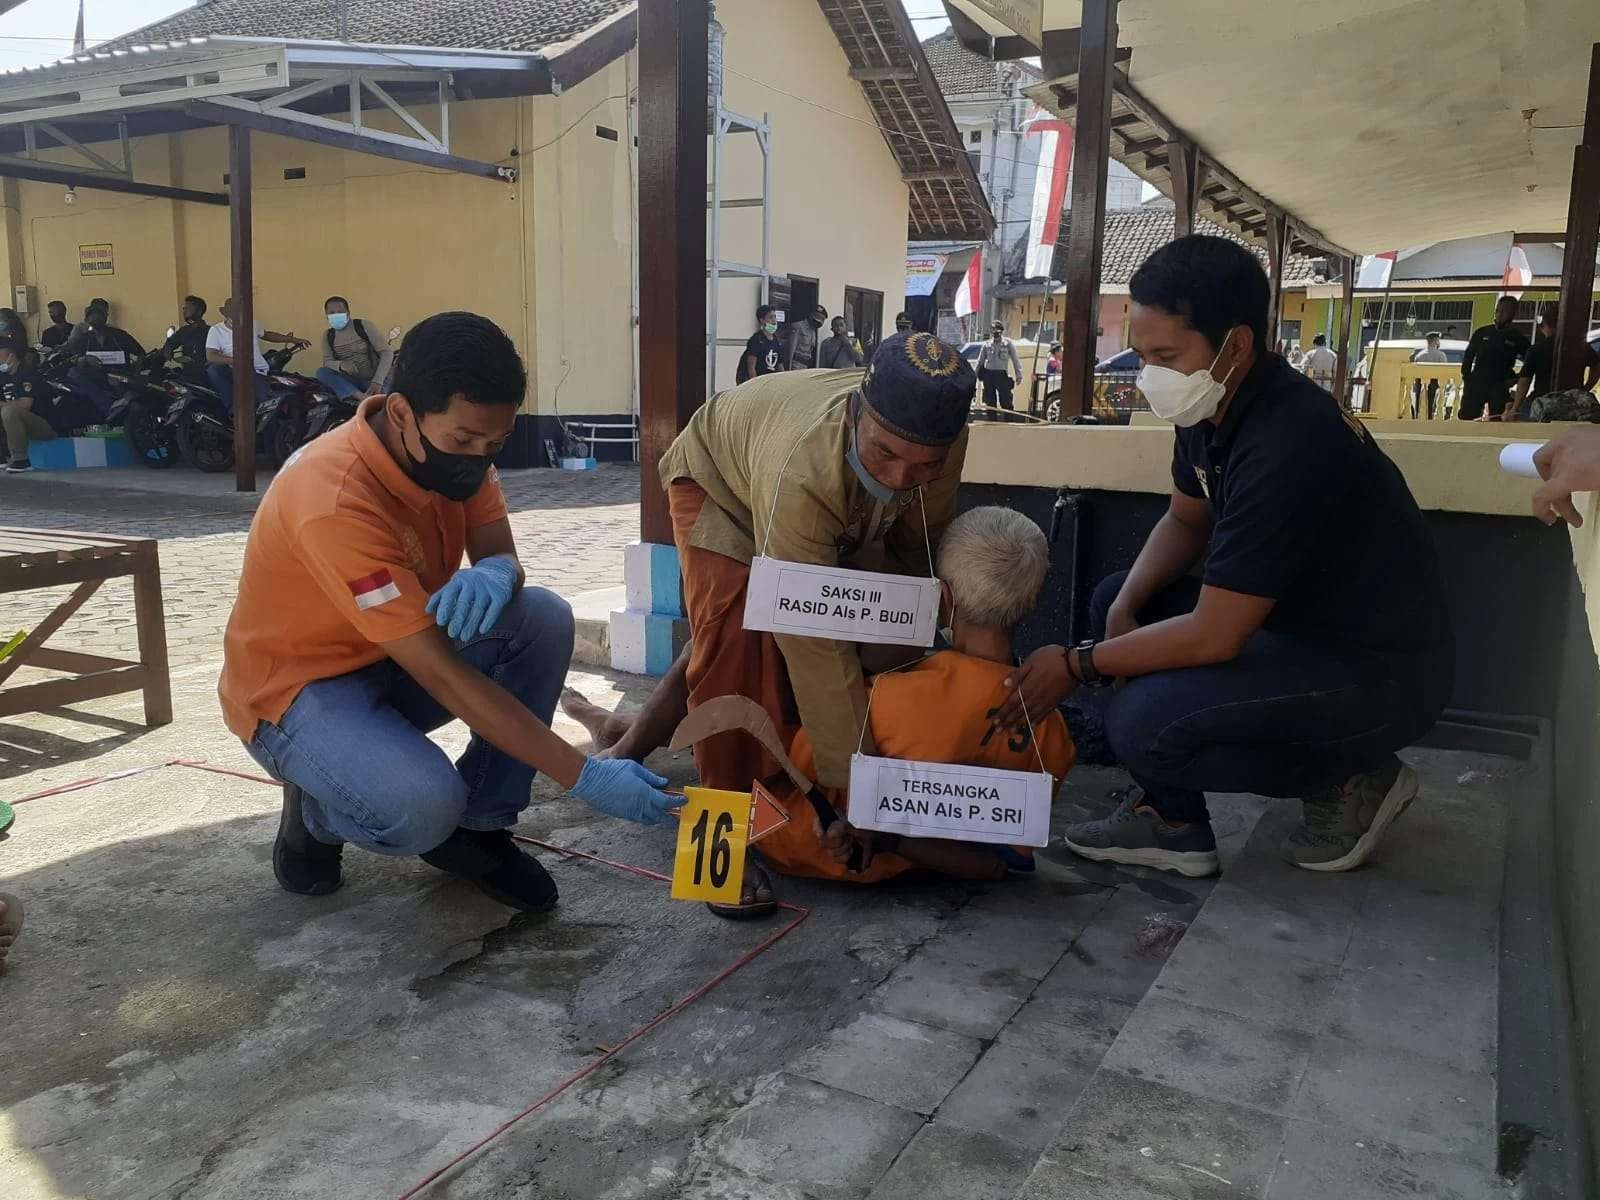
left=936, top=506, right=1050, bottom=630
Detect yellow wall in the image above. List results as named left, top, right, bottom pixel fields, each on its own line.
left=1, top=0, right=912, bottom=418
left=707, top=0, right=910, bottom=388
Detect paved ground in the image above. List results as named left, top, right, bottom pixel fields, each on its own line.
left=0, top=465, right=1527, bottom=1199
left=0, top=464, right=639, bottom=680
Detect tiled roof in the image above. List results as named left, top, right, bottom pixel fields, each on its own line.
left=104, top=0, right=634, bottom=55
left=921, top=29, right=999, bottom=96
left=1043, top=206, right=1325, bottom=287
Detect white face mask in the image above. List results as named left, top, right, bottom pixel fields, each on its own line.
left=1136, top=331, right=1239, bottom=427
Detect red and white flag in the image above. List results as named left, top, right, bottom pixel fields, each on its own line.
left=1024, top=110, right=1073, bottom=279
left=954, top=249, right=982, bottom=318
left=348, top=568, right=401, bottom=611
left=1502, top=243, right=1532, bottom=297
left=1355, top=250, right=1397, bottom=290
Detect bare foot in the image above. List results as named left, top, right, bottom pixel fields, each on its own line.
left=0, top=892, right=23, bottom=973
left=560, top=687, right=632, bottom=753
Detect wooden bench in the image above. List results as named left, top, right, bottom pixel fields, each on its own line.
left=0, top=528, right=172, bottom=725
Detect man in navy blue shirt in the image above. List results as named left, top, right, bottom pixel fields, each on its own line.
left=998, top=235, right=1454, bottom=877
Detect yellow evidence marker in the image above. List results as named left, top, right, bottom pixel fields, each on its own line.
left=670, top=786, right=751, bottom=904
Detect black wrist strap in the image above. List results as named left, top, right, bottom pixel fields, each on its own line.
left=1062, top=644, right=1084, bottom=685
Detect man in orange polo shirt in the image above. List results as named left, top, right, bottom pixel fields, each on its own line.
left=219, top=312, right=675, bottom=911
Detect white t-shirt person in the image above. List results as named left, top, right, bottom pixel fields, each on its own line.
left=206, top=319, right=268, bottom=375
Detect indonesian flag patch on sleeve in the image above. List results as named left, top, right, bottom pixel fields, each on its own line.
left=348, top=568, right=402, bottom=611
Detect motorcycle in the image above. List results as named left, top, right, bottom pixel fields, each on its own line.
left=105, top=347, right=193, bottom=469
left=166, top=341, right=321, bottom=473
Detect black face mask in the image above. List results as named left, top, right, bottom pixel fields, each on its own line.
left=403, top=416, right=493, bottom=502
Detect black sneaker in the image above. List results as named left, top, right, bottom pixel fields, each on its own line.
left=273, top=783, right=344, bottom=895
left=1062, top=792, right=1220, bottom=878
left=420, top=828, right=558, bottom=912
left=1285, top=759, right=1418, bottom=872
left=5, top=458, right=32, bottom=473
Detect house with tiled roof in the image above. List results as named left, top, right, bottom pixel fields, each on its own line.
left=0, top=1, right=989, bottom=465
left=990, top=206, right=1334, bottom=361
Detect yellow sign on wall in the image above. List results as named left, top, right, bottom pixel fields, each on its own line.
left=670, top=786, right=749, bottom=904
left=78, top=243, right=114, bottom=277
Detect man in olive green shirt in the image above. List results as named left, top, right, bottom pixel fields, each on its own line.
left=563, top=334, right=976, bottom=909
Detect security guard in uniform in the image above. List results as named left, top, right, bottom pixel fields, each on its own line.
left=0, top=335, right=69, bottom=472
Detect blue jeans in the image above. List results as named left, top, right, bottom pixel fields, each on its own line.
left=1089, top=572, right=1452, bottom=823
left=315, top=367, right=368, bottom=399
left=244, top=587, right=576, bottom=856
left=206, top=364, right=271, bottom=406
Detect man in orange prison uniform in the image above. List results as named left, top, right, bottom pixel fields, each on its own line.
left=759, top=506, right=1075, bottom=882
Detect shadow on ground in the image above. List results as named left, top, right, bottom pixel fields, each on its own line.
left=0, top=707, right=151, bottom=781
left=0, top=749, right=1156, bottom=1199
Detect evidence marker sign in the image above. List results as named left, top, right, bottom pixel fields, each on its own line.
left=847, top=753, right=1053, bottom=847
left=743, top=557, right=938, bottom=648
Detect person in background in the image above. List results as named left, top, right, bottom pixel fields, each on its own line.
left=1460, top=295, right=1530, bottom=421
left=1047, top=342, right=1063, bottom=376
left=1302, top=333, right=1339, bottom=391
left=894, top=312, right=913, bottom=335
left=1412, top=332, right=1447, bottom=364
left=976, top=319, right=1024, bottom=420
left=62, top=302, right=144, bottom=418
left=0, top=308, right=25, bottom=342
left=1445, top=325, right=1460, bottom=340
left=737, top=304, right=785, bottom=385
left=817, top=315, right=863, bottom=370
left=206, top=297, right=303, bottom=408
left=785, top=304, right=827, bottom=371
left=998, top=234, right=1452, bottom=879
left=62, top=301, right=143, bottom=361
left=1512, top=309, right=1600, bottom=420
left=317, top=295, right=394, bottom=399
left=219, top=312, right=675, bottom=909
left=40, top=300, right=72, bottom=350
left=159, top=295, right=209, bottom=372
left=0, top=334, right=65, bottom=472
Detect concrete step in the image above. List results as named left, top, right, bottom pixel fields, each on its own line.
left=568, top=584, right=624, bottom=668
left=1016, top=745, right=1516, bottom=1200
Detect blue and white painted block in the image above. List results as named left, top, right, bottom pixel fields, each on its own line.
left=31, top=436, right=133, bottom=470
left=622, top=541, right=684, bottom=618
left=608, top=608, right=679, bottom=676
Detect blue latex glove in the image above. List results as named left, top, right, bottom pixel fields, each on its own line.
left=426, top=555, right=519, bottom=641
left=571, top=757, right=678, bottom=826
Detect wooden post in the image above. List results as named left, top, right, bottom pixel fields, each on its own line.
left=133, top=542, right=172, bottom=726
left=228, top=123, right=255, bottom=493
left=636, top=0, right=708, bottom=545
left=1333, top=254, right=1355, bottom=407
left=1168, top=139, right=1204, bottom=238
left=1554, top=43, right=1600, bottom=392
left=1056, top=0, right=1117, bottom=420
left=1265, top=212, right=1288, bottom=353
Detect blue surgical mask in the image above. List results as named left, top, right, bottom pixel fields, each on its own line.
left=328, top=312, right=350, bottom=331
left=847, top=416, right=907, bottom=505
left=0, top=361, right=14, bottom=374
left=762, top=322, right=778, bottom=336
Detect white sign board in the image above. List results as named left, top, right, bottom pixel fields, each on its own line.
left=743, top=556, right=939, bottom=648
left=905, top=253, right=947, bottom=297
left=86, top=350, right=127, bottom=366
left=952, top=0, right=1044, bottom=49
left=848, top=753, right=1053, bottom=847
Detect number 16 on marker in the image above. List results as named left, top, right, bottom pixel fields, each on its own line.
left=670, top=786, right=750, bottom=904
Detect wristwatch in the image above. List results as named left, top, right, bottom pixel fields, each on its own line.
left=1072, top=640, right=1111, bottom=688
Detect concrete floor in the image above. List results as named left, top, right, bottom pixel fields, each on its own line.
left=0, top=653, right=1524, bottom=1199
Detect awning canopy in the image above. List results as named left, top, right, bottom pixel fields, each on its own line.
left=0, top=36, right=563, bottom=187
left=945, top=0, right=1600, bottom=253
